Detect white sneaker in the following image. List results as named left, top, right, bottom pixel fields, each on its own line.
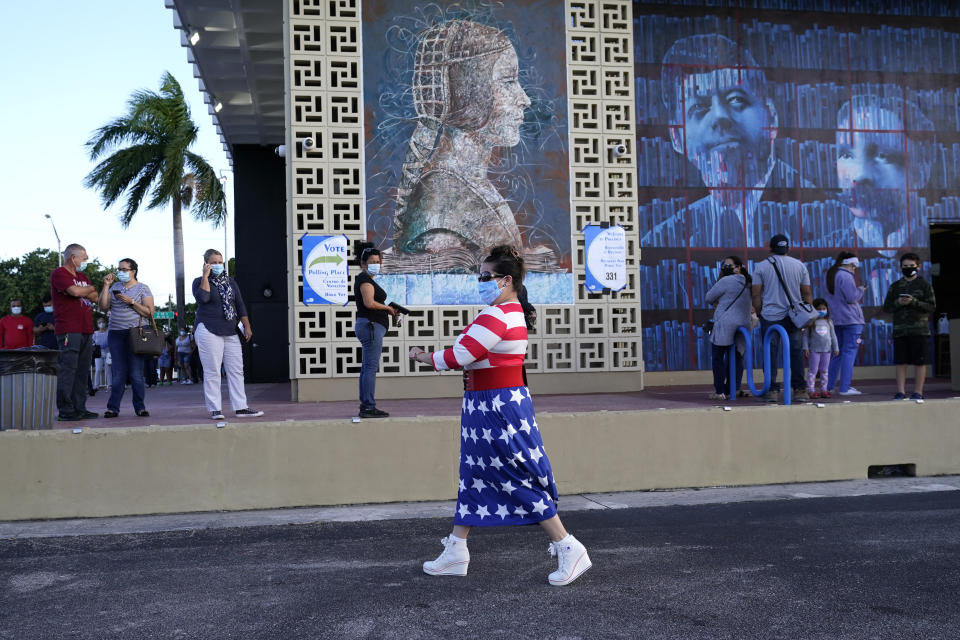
left=423, top=536, right=469, bottom=576
left=837, top=387, right=862, bottom=396
left=547, top=535, right=592, bottom=586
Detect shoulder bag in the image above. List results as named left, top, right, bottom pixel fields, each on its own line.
left=703, top=280, right=748, bottom=334
left=129, top=316, right=165, bottom=357
left=768, top=257, right=818, bottom=328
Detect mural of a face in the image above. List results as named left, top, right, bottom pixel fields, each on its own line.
left=836, top=106, right=909, bottom=225
left=475, top=48, right=531, bottom=147
left=671, top=67, right=777, bottom=192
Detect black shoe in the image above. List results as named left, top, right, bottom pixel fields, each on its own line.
left=104, top=410, right=119, bottom=418
left=79, top=411, right=99, bottom=419
left=359, top=408, right=389, bottom=419
left=235, top=408, right=264, bottom=418
left=57, top=413, right=82, bottom=422
left=136, top=410, right=150, bottom=417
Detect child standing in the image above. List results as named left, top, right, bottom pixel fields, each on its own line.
left=802, top=299, right=839, bottom=399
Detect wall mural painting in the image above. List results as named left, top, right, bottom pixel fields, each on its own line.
left=362, top=1, right=572, bottom=306
left=635, top=4, right=960, bottom=372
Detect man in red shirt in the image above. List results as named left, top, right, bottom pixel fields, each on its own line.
left=51, top=243, right=100, bottom=421
left=0, top=299, right=34, bottom=349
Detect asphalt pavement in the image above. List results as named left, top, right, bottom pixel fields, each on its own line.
left=2, top=488, right=959, bottom=639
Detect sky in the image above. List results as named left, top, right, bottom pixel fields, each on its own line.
left=0, top=1, right=233, bottom=306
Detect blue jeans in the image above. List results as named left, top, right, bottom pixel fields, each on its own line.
left=107, top=329, right=146, bottom=413
left=759, top=316, right=803, bottom=392
left=355, top=318, right=386, bottom=410
left=828, top=323, right=863, bottom=392
left=711, top=343, right=743, bottom=395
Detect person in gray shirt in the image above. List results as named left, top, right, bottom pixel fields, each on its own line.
left=751, top=234, right=813, bottom=400
left=98, top=258, right=155, bottom=417
left=705, top=256, right=753, bottom=400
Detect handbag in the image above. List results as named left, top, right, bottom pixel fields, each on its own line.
left=129, top=316, right=165, bottom=356
left=768, top=257, right=818, bottom=329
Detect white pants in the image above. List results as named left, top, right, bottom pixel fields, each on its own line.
left=194, top=323, right=248, bottom=413
left=94, top=356, right=111, bottom=387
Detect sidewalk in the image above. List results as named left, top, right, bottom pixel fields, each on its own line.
left=5, top=475, right=957, bottom=539
left=51, top=377, right=959, bottom=430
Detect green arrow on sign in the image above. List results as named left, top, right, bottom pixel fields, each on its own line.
left=308, top=254, right=344, bottom=267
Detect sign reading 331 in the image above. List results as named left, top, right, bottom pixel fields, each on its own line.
left=583, top=224, right=627, bottom=293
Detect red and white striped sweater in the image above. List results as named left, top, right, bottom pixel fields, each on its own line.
left=431, top=302, right=528, bottom=372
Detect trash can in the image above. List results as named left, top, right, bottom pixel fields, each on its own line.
left=0, top=347, right=59, bottom=430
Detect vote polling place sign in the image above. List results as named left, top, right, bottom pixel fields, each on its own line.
left=583, top=224, right=627, bottom=293
left=301, top=234, right=349, bottom=305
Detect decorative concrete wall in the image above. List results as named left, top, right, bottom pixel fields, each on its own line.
left=284, top=0, right=642, bottom=400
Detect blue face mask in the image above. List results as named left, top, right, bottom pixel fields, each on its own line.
left=478, top=279, right=502, bottom=305
left=117, top=271, right=131, bottom=283
left=367, top=263, right=381, bottom=276
left=210, top=264, right=225, bottom=276
left=44, top=306, right=53, bottom=313
left=77, top=261, right=88, bottom=272
left=817, top=310, right=828, bottom=318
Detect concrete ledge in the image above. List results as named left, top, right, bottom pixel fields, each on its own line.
left=1, top=400, right=959, bottom=521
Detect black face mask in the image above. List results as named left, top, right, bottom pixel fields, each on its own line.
left=720, top=265, right=735, bottom=277
left=902, top=266, right=918, bottom=277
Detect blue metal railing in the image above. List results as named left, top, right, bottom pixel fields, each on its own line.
left=728, top=324, right=792, bottom=405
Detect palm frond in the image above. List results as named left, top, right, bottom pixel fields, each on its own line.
left=83, top=144, right=165, bottom=210
left=185, top=151, right=227, bottom=226
left=121, top=159, right=163, bottom=227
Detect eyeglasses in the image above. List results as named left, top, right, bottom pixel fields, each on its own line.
left=478, top=272, right=502, bottom=282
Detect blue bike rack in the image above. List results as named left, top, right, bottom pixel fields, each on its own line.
left=728, top=324, right=792, bottom=405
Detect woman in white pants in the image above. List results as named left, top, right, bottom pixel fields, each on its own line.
left=191, top=249, right=263, bottom=420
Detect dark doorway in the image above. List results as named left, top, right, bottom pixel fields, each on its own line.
left=930, top=224, right=960, bottom=377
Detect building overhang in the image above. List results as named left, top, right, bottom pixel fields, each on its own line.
left=166, top=0, right=285, bottom=163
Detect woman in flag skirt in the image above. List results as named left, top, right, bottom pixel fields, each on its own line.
left=408, top=245, right=592, bottom=586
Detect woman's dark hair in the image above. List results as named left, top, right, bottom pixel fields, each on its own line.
left=826, top=251, right=857, bottom=295
left=812, top=297, right=829, bottom=316
left=483, top=245, right=525, bottom=287
left=359, top=246, right=381, bottom=265
left=722, top=255, right=751, bottom=285
left=120, top=257, right=138, bottom=279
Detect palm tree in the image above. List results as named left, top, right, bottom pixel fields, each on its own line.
left=85, top=71, right=226, bottom=332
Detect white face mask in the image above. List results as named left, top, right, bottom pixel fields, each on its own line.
left=10, top=306, right=21, bottom=315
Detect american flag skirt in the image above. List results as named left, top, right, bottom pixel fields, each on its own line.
left=454, top=385, right=559, bottom=527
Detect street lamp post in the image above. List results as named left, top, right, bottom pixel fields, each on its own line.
left=44, top=214, right=62, bottom=266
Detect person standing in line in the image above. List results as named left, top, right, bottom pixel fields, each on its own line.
left=882, top=253, right=936, bottom=400
left=50, top=243, right=99, bottom=422
left=354, top=247, right=397, bottom=419
left=192, top=249, right=262, bottom=419
left=705, top=256, right=753, bottom=400
left=408, top=245, right=592, bottom=587
left=33, top=295, right=58, bottom=350
left=158, top=334, right=175, bottom=386
left=92, top=318, right=110, bottom=389
left=175, top=328, right=194, bottom=384
left=802, top=299, right=839, bottom=399
left=98, top=258, right=154, bottom=418
left=0, top=299, right=34, bottom=349
left=824, top=252, right=866, bottom=396
left=751, top=234, right=814, bottom=401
